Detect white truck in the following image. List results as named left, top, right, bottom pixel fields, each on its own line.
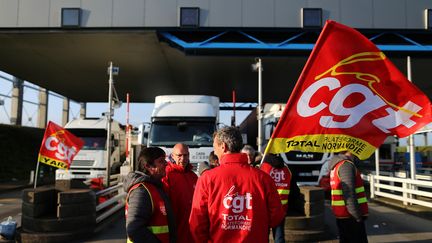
left=242, top=103, right=332, bottom=186
left=148, top=95, right=219, bottom=171
left=55, top=117, right=126, bottom=180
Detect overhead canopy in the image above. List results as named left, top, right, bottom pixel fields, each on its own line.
left=0, top=29, right=431, bottom=103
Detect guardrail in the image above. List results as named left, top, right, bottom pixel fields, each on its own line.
left=94, top=174, right=127, bottom=224
left=368, top=173, right=432, bottom=208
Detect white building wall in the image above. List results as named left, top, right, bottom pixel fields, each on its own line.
left=0, top=0, right=18, bottom=26
left=113, top=0, right=145, bottom=27
left=81, top=0, right=113, bottom=27
left=209, top=0, right=242, bottom=27
left=274, top=0, right=305, bottom=28
left=340, top=0, right=373, bottom=28
left=373, top=0, right=407, bottom=28
left=0, top=0, right=430, bottom=29
left=18, top=0, right=50, bottom=27
left=242, top=0, right=275, bottom=27
left=49, top=0, right=80, bottom=27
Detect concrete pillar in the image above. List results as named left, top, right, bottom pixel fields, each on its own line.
left=80, top=102, right=86, bottom=118
left=62, top=97, right=69, bottom=126
left=37, top=88, right=48, bottom=128
left=10, top=77, right=23, bottom=125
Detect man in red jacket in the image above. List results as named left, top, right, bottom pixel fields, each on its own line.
left=189, top=126, right=284, bottom=243
left=162, top=143, right=198, bottom=243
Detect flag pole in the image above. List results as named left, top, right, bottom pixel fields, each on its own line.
left=34, top=156, right=40, bottom=189
left=407, top=56, right=416, bottom=180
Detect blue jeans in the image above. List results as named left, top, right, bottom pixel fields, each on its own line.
left=272, top=218, right=285, bottom=243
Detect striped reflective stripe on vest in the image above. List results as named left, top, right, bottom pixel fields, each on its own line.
left=148, top=225, right=169, bottom=234
left=277, top=189, right=290, bottom=195
left=331, top=186, right=367, bottom=206
left=277, top=189, right=290, bottom=205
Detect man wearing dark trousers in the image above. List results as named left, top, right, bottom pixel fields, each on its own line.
left=330, top=151, right=368, bottom=243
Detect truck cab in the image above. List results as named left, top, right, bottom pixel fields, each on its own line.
left=148, top=95, right=219, bottom=171
left=55, top=117, right=126, bottom=180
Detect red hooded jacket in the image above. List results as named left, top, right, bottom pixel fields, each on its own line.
left=189, top=153, right=284, bottom=243
left=162, top=162, right=198, bottom=243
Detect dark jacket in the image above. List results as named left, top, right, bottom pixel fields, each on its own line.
left=124, top=171, right=176, bottom=243
left=329, top=154, right=363, bottom=221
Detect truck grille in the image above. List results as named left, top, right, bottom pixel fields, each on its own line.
left=71, top=160, right=94, bottom=167
left=285, top=151, right=324, bottom=162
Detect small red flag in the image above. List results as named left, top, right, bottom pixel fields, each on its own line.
left=265, top=20, right=432, bottom=160
left=38, top=121, right=84, bottom=169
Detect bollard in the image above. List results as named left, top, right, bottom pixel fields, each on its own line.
left=28, top=170, right=34, bottom=185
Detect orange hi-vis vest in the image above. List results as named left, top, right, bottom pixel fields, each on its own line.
left=330, top=160, right=368, bottom=218
left=125, top=182, right=169, bottom=243
left=261, top=163, right=292, bottom=212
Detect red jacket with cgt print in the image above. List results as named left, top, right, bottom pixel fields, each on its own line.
left=189, top=153, right=284, bottom=243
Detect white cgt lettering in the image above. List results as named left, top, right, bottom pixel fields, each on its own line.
left=223, top=186, right=253, bottom=213
left=297, top=77, right=423, bottom=132
left=270, top=168, right=285, bottom=183
left=44, top=136, right=78, bottom=163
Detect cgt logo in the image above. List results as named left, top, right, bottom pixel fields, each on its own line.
left=223, top=185, right=252, bottom=213
left=44, top=133, right=78, bottom=164
left=269, top=168, right=286, bottom=183
left=297, top=77, right=422, bottom=133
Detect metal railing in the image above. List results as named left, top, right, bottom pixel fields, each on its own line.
left=368, top=173, right=432, bottom=208
left=94, top=174, right=127, bottom=224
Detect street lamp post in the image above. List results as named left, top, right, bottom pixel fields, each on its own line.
left=252, top=58, right=263, bottom=153
left=106, top=62, right=119, bottom=187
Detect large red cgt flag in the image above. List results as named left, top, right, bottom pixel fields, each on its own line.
left=38, top=121, right=84, bottom=169
left=265, top=20, right=432, bottom=160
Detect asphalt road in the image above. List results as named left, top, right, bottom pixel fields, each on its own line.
left=85, top=200, right=432, bottom=243
left=0, top=189, right=22, bottom=225
left=2, top=188, right=432, bottom=242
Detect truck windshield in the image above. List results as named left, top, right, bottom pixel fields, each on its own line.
left=66, top=129, right=107, bottom=150
left=149, top=121, right=215, bottom=147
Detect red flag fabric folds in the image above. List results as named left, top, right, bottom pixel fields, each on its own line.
left=265, top=20, right=432, bottom=160
left=38, top=121, right=84, bottom=169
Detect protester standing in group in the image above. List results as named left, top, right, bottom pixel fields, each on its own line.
left=208, top=151, right=219, bottom=168
left=241, top=144, right=258, bottom=167
left=198, top=151, right=219, bottom=175
left=330, top=151, right=368, bottom=243
left=189, top=126, right=284, bottom=242
left=124, top=147, right=176, bottom=243
left=260, top=153, right=291, bottom=243
left=162, top=143, right=198, bottom=243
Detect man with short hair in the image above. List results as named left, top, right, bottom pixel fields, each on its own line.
left=162, top=143, right=198, bottom=243
left=189, top=126, right=284, bottom=242
left=241, top=144, right=256, bottom=166
left=124, top=147, right=176, bottom=243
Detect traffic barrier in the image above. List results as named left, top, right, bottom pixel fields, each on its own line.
left=20, top=188, right=97, bottom=242
left=18, top=175, right=125, bottom=243
left=284, top=186, right=327, bottom=242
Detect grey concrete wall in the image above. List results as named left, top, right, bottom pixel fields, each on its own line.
left=0, top=0, right=430, bottom=29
